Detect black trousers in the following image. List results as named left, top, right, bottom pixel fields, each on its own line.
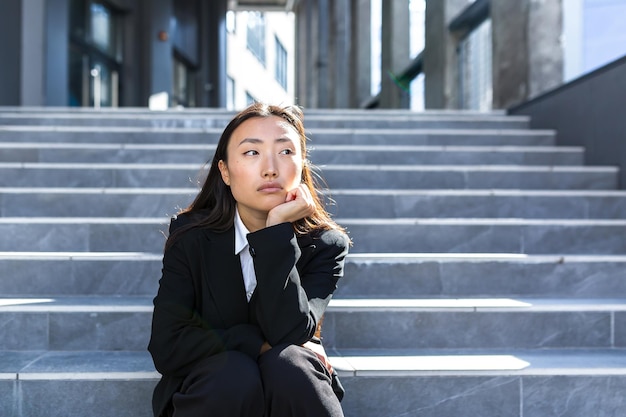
left=165, top=343, right=344, bottom=417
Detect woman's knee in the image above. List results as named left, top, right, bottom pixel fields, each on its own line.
left=174, top=351, right=264, bottom=411
left=259, top=343, right=329, bottom=394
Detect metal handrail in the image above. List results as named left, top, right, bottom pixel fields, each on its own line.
left=362, top=51, right=423, bottom=109
left=448, top=0, right=490, bottom=37
left=362, top=0, right=490, bottom=109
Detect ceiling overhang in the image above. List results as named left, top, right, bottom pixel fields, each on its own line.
left=227, top=0, right=299, bottom=12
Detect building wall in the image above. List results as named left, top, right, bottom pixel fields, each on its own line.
left=510, top=56, right=626, bottom=189
left=0, top=1, right=23, bottom=106
left=226, top=11, right=295, bottom=110
left=563, top=0, right=626, bottom=82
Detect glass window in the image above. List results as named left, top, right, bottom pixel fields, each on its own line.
left=274, top=36, right=288, bottom=90
left=69, top=0, right=123, bottom=107
left=245, top=91, right=256, bottom=106
left=173, top=55, right=196, bottom=108
left=90, top=3, right=113, bottom=55
left=246, top=12, right=266, bottom=65
left=226, top=11, right=236, bottom=33
left=226, top=76, right=235, bottom=110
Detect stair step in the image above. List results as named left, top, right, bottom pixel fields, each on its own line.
left=3, top=188, right=626, bottom=219
left=2, top=107, right=623, bottom=416
left=1, top=297, right=626, bottom=351
left=0, top=296, right=151, bottom=351
left=340, top=253, right=626, bottom=298
left=0, top=125, right=555, bottom=146
left=0, top=350, right=156, bottom=417
left=335, top=348, right=626, bottom=417
left=3, top=253, right=626, bottom=299
left=0, top=163, right=616, bottom=189
left=323, top=298, right=626, bottom=350
left=0, top=110, right=530, bottom=129
left=341, top=218, right=626, bottom=254
left=0, top=252, right=161, bottom=297
left=0, top=142, right=583, bottom=165
left=2, top=217, right=625, bottom=254
left=2, top=348, right=625, bottom=417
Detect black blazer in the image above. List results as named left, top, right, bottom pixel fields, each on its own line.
left=148, top=212, right=350, bottom=417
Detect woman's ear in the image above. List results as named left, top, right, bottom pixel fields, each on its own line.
left=218, top=160, right=230, bottom=186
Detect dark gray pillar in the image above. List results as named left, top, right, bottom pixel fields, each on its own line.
left=296, top=0, right=370, bottom=109
left=295, top=0, right=316, bottom=107
left=491, top=0, right=563, bottom=108
left=198, top=0, right=227, bottom=107
left=22, top=0, right=46, bottom=105
left=45, top=0, right=70, bottom=106
left=331, top=0, right=351, bottom=108
left=423, top=0, right=467, bottom=109
left=140, top=0, right=173, bottom=104
left=380, top=0, right=410, bottom=108
left=0, top=0, right=22, bottom=105
left=316, top=0, right=331, bottom=108
left=350, top=0, right=371, bottom=108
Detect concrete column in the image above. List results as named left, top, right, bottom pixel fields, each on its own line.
left=199, top=0, right=227, bottom=107
left=139, top=0, right=173, bottom=104
left=380, top=0, right=411, bottom=108
left=295, top=0, right=318, bottom=108
left=423, top=0, right=467, bottom=109
left=331, top=0, right=351, bottom=108
left=22, top=0, right=46, bottom=105
left=296, top=0, right=370, bottom=109
left=491, top=0, right=563, bottom=108
left=294, top=1, right=309, bottom=107
left=0, top=0, right=55, bottom=106
left=350, top=0, right=371, bottom=108
left=0, top=0, right=22, bottom=106
left=316, top=0, right=331, bottom=108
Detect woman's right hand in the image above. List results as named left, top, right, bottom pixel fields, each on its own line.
left=259, top=341, right=272, bottom=355
left=265, top=184, right=315, bottom=228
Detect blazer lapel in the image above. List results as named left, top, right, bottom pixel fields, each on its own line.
left=201, top=227, right=249, bottom=327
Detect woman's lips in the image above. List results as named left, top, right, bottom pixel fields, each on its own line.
left=258, top=182, right=283, bottom=192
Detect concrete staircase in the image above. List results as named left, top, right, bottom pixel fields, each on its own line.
left=1, top=107, right=626, bottom=417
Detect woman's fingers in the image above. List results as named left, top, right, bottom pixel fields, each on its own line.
left=266, top=185, right=315, bottom=226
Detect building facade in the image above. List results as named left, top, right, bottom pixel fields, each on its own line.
left=1, top=0, right=229, bottom=108
left=225, top=10, right=296, bottom=110
left=4, top=0, right=624, bottom=111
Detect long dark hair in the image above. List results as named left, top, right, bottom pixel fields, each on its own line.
left=166, top=102, right=345, bottom=248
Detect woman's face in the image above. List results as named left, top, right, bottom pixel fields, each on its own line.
left=218, top=115, right=304, bottom=223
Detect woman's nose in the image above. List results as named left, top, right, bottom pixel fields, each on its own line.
left=262, top=155, right=278, bottom=177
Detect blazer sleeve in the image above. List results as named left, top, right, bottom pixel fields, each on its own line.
left=247, top=223, right=350, bottom=347
left=148, top=226, right=264, bottom=377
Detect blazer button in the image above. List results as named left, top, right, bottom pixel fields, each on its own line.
left=249, top=247, right=256, bottom=257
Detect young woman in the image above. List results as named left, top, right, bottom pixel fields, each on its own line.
left=148, top=103, right=350, bottom=417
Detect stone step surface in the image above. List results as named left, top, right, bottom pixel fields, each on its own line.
left=0, top=125, right=556, bottom=146
left=2, top=297, right=626, bottom=351
left=0, top=142, right=584, bottom=165
left=335, top=348, right=626, bottom=417
left=0, top=163, right=617, bottom=189
left=0, top=109, right=531, bottom=129
left=2, top=217, right=625, bottom=254
left=4, top=348, right=625, bottom=417
left=324, top=298, right=626, bottom=350
left=3, top=253, right=626, bottom=299
left=1, top=107, right=624, bottom=417
left=3, top=188, right=626, bottom=219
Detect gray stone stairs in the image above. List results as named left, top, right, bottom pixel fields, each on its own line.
left=1, top=108, right=626, bottom=417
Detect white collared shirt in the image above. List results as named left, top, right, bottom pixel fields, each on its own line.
left=234, top=209, right=257, bottom=302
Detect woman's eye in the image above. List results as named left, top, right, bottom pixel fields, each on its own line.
left=280, top=149, right=294, bottom=155
left=243, top=150, right=258, bottom=156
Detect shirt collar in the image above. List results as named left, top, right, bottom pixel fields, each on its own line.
left=234, top=208, right=249, bottom=255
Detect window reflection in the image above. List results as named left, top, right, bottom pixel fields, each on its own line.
left=90, top=2, right=119, bottom=58
left=69, top=0, right=122, bottom=107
